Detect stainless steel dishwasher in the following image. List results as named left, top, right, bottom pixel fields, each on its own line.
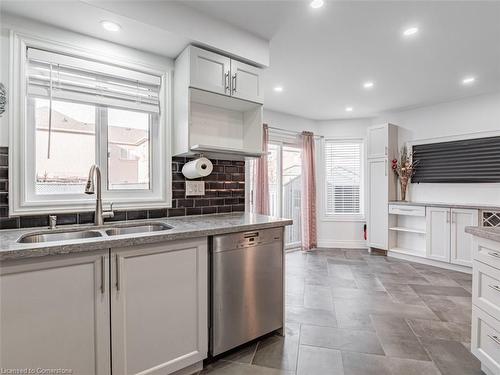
left=210, top=227, right=284, bottom=356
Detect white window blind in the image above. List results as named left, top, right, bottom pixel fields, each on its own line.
left=324, top=141, right=362, bottom=216
left=27, top=48, right=161, bottom=113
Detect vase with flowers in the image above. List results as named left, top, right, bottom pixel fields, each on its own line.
left=391, top=145, right=418, bottom=201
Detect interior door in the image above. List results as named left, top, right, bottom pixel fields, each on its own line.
left=368, top=158, right=388, bottom=250
left=0, top=250, right=110, bottom=375
left=230, top=59, right=264, bottom=103
left=426, top=207, right=451, bottom=262
left=451, top=208, right=478, bottom=267
left=190, top=46, right=231, bottom=95
left=111, top=238, right=208, bottom=375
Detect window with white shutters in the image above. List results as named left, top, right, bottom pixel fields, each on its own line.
left=324, top=140, right=363, bottom=217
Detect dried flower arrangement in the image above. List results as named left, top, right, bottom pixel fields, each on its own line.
left=391, top=145, right=418, bottom=201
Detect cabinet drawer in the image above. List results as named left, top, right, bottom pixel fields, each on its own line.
left=474, top=237, right=500, bottom=271
left=473, top=261, right=500, bottom=320
left=471, top=306, right=500, bottom=374
left=388, top=204, right=426, bottom=217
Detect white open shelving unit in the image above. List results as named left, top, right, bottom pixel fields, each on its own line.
left=388, top=206, right=427, bottom=258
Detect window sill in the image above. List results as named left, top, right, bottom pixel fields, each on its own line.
left=321, top=215, right=366, bottom=222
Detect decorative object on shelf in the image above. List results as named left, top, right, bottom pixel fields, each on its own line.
left=0, top=83, right=6, bottom=116
left=392, top=145, right=418, bottom=201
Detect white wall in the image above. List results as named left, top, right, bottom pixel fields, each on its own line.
left=0, top=14, right=174, bottom=147
left=315, top=118, right=372, bottom=248
left=375, top=92, right=500, bottom=206
left=263, top=109, right=318, bottom=134
left=264, top=110, right=372, bottom=249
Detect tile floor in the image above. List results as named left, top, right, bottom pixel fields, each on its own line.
left=200, top=248, right=482, bottom=375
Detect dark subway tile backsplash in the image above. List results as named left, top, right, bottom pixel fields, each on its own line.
left=0, top=152, right=245, bottom=230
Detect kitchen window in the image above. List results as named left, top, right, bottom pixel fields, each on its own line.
left=10, top=34, right=171, bottom=215
left=323, top=139, right=364, bottom=219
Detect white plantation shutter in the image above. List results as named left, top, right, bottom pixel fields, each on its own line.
left=324, top=141, right=362, bottom=215
left=27, top=48, right=161, bottom=113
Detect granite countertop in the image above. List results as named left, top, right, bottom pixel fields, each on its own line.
left=389, top=200, right=500, bottom=211
left=0, top=213, right=293, bottom=261
left=465, top=226, right=500, bottom=243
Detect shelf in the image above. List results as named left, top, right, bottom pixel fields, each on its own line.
left=389, top=227, right=426, bottom=235
left=190, top=144, right=263, bottom=158
left=389, top=247, right=427, bottom=258
left=190, top=88, right=262, bottom=112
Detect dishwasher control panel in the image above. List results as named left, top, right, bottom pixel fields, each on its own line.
left=212, top=227, right=283, bottom=252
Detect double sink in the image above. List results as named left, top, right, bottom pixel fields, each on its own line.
left=18, top=222, right=172, bottom=244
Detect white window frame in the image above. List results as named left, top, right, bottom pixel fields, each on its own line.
left=9, top=31, right=172, bottom=216
left=321, top=137, right=365, bottom=222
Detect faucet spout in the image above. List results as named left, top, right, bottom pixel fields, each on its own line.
left=85, top=165, right=113, bottom=225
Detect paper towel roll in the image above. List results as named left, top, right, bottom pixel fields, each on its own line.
left=182, top=157, right=213, bottom=179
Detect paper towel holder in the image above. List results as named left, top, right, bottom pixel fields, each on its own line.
left=181, top=155, right=213, bottom=179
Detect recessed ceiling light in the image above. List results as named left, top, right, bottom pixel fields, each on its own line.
left=310, top=0, right=324, bottom=9
left=403, top=27, right=419, bottom=37
left=345, top=106, right=353, bottom=112
left=363, top=81, right=374, bottom=89
left=462, top=76, right=476, bottom=85
left=273, top=86, right=284, bottom=92
left=101, top=21, right=121, bottom=32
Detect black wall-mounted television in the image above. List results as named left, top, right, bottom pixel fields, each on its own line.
left=412, top=136, right=500, bottom=183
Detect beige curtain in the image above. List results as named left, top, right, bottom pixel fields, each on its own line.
left=300, top=131, right=317, bottom=250
left=253, top=124, right=269, bottom=215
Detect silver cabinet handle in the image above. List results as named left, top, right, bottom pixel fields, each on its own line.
left=232, top=73, right=237, bottom=93
left=100, top=255, right=105, bottom=294
left=446, top=211, right=450, bottom=223
left=488, top=252, right=500, bottom=259
left=488, top=335, right=500, bottom=345
left=385, top=146, right=388, bottom=156
left=116, top=254, right=121, bottom=291
left=385, top=162, right=387, bottom=176
left=488, top=284, right=500, bottom=293
left=224, top=71, right=230, bottom=93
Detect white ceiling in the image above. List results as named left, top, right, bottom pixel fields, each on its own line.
left=186, top=0, right=500, bottom=120
left=2, top=1, right=500, bottom=120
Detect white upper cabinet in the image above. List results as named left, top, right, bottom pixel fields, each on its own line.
left=189, top=47, right=231, bottom=96
left=367, top=124, right=398, bottom=159
left=230, top=59, right=264, bottom=103
left=174, top=45, right=264, bottom=159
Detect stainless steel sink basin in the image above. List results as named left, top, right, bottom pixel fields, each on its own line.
left=105, top=223, right=172, bottom=236
left=18, top=230, right=103, bottom=243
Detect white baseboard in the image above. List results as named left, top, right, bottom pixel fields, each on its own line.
left=387, top=251, right=472, bottom=274
left=317, top=240, right=368, bottom=249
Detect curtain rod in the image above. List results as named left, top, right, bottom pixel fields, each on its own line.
left=267, top=126, right=323, bottom=139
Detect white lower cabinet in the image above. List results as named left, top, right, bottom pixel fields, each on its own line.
left=426, top=207, right=478, bottom=267
left=471, top=235, right=500, bottom=375
left=111, top=238, right=208, bottom=375
left=0, top=250, right=111, bottom=374
left=451, top=208, right=479, bottom=267
left=368, top=158, right=389, bottom=250
left=426, top=207, right=451, bottom=262
left=0, top=238, right=208, bottom=375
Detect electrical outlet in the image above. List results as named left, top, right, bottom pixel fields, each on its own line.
left=185, top=181, right=205, bottom=196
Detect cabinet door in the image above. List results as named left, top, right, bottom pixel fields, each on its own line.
left=230, top=60, right=264, bottom=103
left=0, top=250, right=110, bottom=375
left=368, top=158, right=389, bottom=250
left=190, top=46, right=231, bottom=95
left=367, top=124, right=388, bottom=159
left=111, top=238, right=208, bottom=375
left=451, top=208, right=478, bottom=267
left=426, top=207, right=451, bottom=262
